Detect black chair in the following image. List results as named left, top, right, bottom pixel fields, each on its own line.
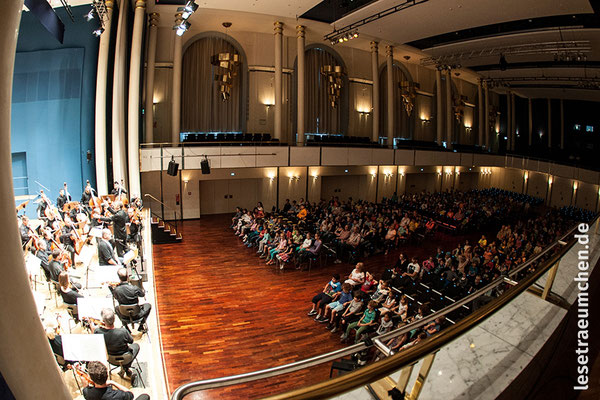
left=107, top=352, right=145, bottom=388
left=116, top=304, right=145, bottom=333
left=65, top=303, right=79, bottom=328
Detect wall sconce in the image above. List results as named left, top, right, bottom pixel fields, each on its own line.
left=523, top=172, right=528, bottom=181
left=399, top=169, right=405, bottom=177
left=384, top=170, right=393, bottom=178
left=548, top=176, right=553, bottom=185
left=465, top=126, right=472, bottom=133
left=288, top=175, right=300, bottom=182
left=268, top=173, right=275, bottom=183
left=344, top=169, right=349, bottom=173
left=420, top=117, right=431, bottom=124
left=312, top=174, right=318, bottom=180
left=573, top=182, right=578, bottom=191
left=437, top=170, right=442, bottom=176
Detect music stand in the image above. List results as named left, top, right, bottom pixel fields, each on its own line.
left=86, top=265, right=120, bottom=289
left=61, top=334, right=107, bottom=393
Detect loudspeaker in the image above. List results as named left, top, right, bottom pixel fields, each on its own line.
left=167, top=160, right=179, bottom=176
left=201, top=159, right=211, bottom=175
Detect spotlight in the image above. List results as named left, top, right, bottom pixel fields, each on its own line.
left=180, top=0, right=198, bottom=20
left=353, top=32, right=358, bottom=38
left=85, top=9, right=95, bottom=21
left=92, top=27, right=104, bottom=37
left=338, top=37, right=344, bottom=43
left=343, top=34, right=349, bottom=41
left=174, top=21, right=191, bottom=37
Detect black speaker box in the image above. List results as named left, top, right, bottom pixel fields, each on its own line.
left=167, top=160, right=179, bottom=176
left=201, top=159, right=211, bottom=175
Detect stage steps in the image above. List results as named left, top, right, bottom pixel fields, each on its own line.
left=150, top=215, right=182, bottom=244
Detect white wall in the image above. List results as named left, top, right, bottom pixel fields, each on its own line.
left=140, top=149, right=600, bottom=218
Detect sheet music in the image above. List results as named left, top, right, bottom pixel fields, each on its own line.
left=62, top=334, right=107, bottom=362
left=77, top=297, right=114, bottom=320
left=25, top=254, right=42, bottom=275
left=86, top=265, right=120, bottom=288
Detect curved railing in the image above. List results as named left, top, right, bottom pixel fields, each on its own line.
left=170, top=217, right=593, bottom=399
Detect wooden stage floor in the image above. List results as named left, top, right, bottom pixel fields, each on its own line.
left=152, top=215, right=479, bottom=399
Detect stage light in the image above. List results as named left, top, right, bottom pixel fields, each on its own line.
left=92, top=27, right=104, bottom=36
left=85, top=9, right=94, bottom=21
left=180, top=0, right=198, bottom=20
left=175, top=21, right=191, bottom=36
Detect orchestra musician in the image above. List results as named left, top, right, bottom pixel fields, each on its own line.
left=95, top=202, right=129, bottom=257
left=19, top=215, right=31, bottom=245
left=111, top=181, right=128, bottom=197
left=98, top=229, right=119, bottom=266
left=58, top=271, right=84, bottom=320
left=56, top=188, right=71, bottom=213
left=90, top=309, right=139, bottom=381
left=127, top=208, right=141, bottom=245
left=112, top=268, right=151, bottom=333
left=59, top=214, right=77, bottom=267
left=83, top=361, right=150, bottom=400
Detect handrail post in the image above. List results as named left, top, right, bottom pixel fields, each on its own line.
left=541, top=260, right=560, bottom=300
left=408, top=352, right=436, bottom=400
left=160, top=145, right=165, bottom=221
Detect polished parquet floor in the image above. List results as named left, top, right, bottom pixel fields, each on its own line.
left=152, top=215, right=482, bottom=399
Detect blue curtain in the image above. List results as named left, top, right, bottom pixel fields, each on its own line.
left=11, top=48, right=84, bottom=218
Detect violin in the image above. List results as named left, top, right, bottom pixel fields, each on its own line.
left=49, top=238, right=72, bottom=270
left=68, top=363, right=94, bottom=386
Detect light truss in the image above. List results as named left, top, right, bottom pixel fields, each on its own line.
left=323, top=0, right=429, bottom=42
left=421, top=40, right=592, bottom=66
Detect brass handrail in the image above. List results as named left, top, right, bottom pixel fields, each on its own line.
left=171, top=217, right=593, bottom=400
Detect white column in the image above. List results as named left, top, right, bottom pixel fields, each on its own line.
left=94, top=0, right=114, bottom=195
left=528, top=98, right=532, bottom=147
left=296, top=25, right=305, bottom=146
left=506, top=91, right=511, bottom=151
left=445, top=68, right=452, bottom=148
left=0, top=2, right=72, bottom=398
left=436, top=68, right=443, bottom=145
left=547, top=98, right=552, bottom=149
left=510, top=92, right=516, bottom=151
left=274, top=22, right=283, bottom=142
left=127, top=0, right=146, bottom=198
left=171, top=13, right=183, bottom=144
left=145, top=12, right=159, bottom=144
left=477, top=79, right=484, bottom=147
left=484, top=81, right=490, bottom=150
left=371, top=41, right=380, bottom=144
left=560, top=99, right=564, bottom=150
left=386, top=45, right=394, bottom=147
left=112, top=0, right=129, bottom=187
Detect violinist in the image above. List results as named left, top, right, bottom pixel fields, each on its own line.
left=91, top=309, right=139, bottom=381
left=48, top=249, right=69, bottom=282
left=127, top=207, right=141, bottom=245
left=95, top=202, right=128, bottom=257
left=112, top=268, right=151, bottom=333
left=19, top=216, right=31, bottom=245
left=59, top=215, right=77, bottom=267
left=45, top=322, right=65, bottom=360
left=58, top=271, right=84, bottom=319
left=98, top=229, right=119, bottom=266
left=83, top=361, right=150, bottom=400
left=34, top=240, right=51, bottom=278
